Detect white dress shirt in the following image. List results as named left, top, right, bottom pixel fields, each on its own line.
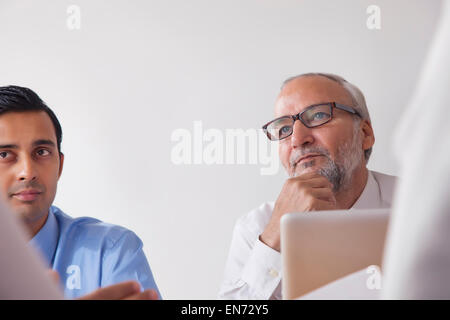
left=219, top=170, right=397, bottom=300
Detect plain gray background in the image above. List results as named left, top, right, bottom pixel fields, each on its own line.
left=0, top=0, right=442, bottom=299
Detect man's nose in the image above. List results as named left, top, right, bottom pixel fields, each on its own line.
left=17, top=156, right=38, bottom=181
left=291, top=120, right=314, bottom=148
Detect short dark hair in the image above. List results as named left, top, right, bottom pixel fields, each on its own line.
left=0, top=85, right=62, bottom=154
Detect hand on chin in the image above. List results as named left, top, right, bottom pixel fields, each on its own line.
left=292, top=160, right=320, bottom=177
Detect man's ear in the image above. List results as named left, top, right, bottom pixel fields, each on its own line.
left=58, top=153, right=64, bottom=179
left=361, top=120, right=375, bottom=151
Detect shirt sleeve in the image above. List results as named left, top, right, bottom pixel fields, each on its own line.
left=100, top=230, right=162, bottom=299
left=218, top=214, right=282, bottom=300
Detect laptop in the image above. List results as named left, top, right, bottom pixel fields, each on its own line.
left=280, top=208, right=390, bottom=300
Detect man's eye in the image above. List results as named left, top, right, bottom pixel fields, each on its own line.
left=280, top=126, right=292, bottom=134
left=280, top=126, right=291, bottom=133
left=0, top=151, right=9, bottom=159
left=313, top=112, right=328, bottom=120
left=37, top=149, right=51, bottom=156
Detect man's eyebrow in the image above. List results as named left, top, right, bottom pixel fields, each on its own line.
left=0, top=144, right=18, bottom=149
left=0, top=140, right=56, bottom=149
left=32, top=139, right=56, bottom=148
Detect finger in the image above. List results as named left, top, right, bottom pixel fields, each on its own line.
left=291, top=170, right=330, bottom=182
left=78, top=281, right=141, bottom=300
left=289, top=174, right=333, bottom=189
left=310, top=198, right=338, bottom=210
left=302, top=177, right=334, bottom=189
left=309, top=187, right=336, bottom=203
left=124, top=289, right=159, bottom=300
left=293, top=171, right=322, bottom=180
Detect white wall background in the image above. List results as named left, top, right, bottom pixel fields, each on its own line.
left=0, top=0, right=442, bottom=299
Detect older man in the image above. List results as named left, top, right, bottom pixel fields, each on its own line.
left=219, top=73, right=396, bottom=300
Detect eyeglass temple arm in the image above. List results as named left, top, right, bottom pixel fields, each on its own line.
left=334, top=103, right=362, bottom=118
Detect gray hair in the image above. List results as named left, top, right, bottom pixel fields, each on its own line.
left=281, top=72, right=372, bottom=162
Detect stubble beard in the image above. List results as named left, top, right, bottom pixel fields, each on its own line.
left=289, top=122, right=364, bottom=193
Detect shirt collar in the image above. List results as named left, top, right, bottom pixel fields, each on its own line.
left=29, top=208, right=59, bottom=266
left=351, top=170, right=382, bottom=209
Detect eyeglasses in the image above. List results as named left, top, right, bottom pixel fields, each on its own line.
left=262, top=102, right=361, bottom=141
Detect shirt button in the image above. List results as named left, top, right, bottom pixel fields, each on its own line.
left=269, top=268, right=279, bottom=278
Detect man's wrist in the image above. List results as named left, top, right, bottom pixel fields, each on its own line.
left=259, top=233, right=280, bottom=252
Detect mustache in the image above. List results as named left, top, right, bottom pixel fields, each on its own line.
left=289, top=146, right=331, bottom=168
left=8, top=181, right=46, bottom=196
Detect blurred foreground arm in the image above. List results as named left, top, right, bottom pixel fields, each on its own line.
left=382, top=0, right=450, bottom=299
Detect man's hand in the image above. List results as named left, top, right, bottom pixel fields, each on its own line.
left=260, top=171, right=337, bottom=251
left=47, top=269, right=158, bottom=300
left=78, top=281, right=159, bottom=300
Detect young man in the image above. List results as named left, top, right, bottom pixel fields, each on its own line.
left=0, top=85, right=160, bottom=299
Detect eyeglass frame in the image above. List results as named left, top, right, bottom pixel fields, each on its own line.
left=262, top=102, right=362, bottom=141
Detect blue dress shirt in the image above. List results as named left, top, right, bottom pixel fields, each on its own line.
left=30, top=206, right=161, bottom=299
